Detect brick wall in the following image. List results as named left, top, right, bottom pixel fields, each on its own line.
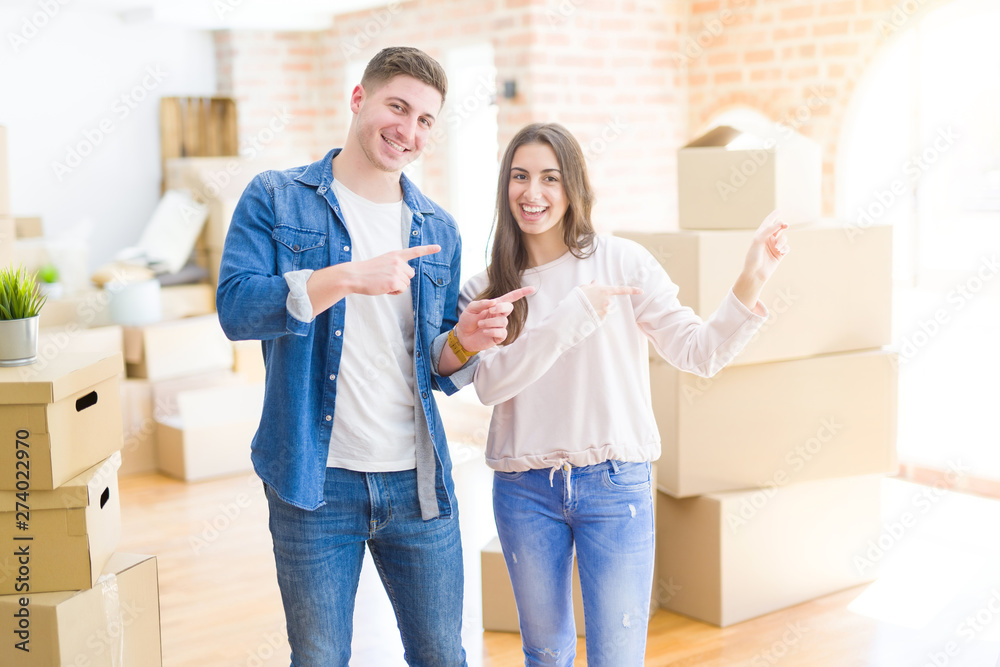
left=215, top=0, right=684, bottom=232
left=215, top=30, right=337, bottom=165
left=214, top=0, right=954, bottom=227
left=684, top=0, right=953, bottom=215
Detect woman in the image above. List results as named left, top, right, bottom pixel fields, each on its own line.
left=459, top=123, right=789, bottom=666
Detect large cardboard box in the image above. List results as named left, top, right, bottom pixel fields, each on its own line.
left=0, top=453, right=121, bottom=595
left=0, top=552, right=162, bottom=666
left=14, top=216, right=43, bottom=238
left=232, top=339, right=265, bottom=383
left=618, top=222, right=893, bottom=366
left=119, top=370, right=250, bottom=477
left=677, top=125, right=821, bottom=230
left=0, top=352, right=124, bottom=490
left=481, top=536, right=586, bottom=635
left=119, top=380, right=158, bottom=476
left=156, top=381, right=264, bottom=481
left=0, top=126, right=9, bottom=216
left=123, top=314, right=233, bottom=380
left=37, top=288, right=115, bottom=330
left=655, top=475, right=883, bottom=627
left=651, top=349, right=897, bottom=498
left=37, top=325, right=123, bottom=365
left=159, top=283, right=216, bottom=321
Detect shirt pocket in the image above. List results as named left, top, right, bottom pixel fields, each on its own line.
left=420, top=259, right=452, bottom=330
left=272, top=225, right=327, bottom=272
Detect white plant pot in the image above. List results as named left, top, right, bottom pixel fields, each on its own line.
left=0, top=315, right=40, bottom=367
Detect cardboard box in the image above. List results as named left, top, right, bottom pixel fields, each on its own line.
left=0, top=453, right=121, bottom=595
left=481, top=536, right=586, bottom=635
left=37, top=288, right=114, bottom=330
left=0, top=352, right=124, bottom=491
left=119, top=380, right=158, bottom=476
left=156, top=381, right=264, bottom=481
left=677, top=125, right=821, bottom=230
left=159, top=283, right=216, bottom=321
left=123, top=314, right=234, bottom=380
left=0, top=215, right=13, bottom=269
left=618, top=222, right=893, bottom=366
left=651, top=349, right=897, bottom=498
left=208, top=248, right=224, bottom=288
left=204, top=197, right=238, bottom=250
left=164, top=156, right=248, bottom=202
left=37, top=325, right=123, bottom=363
left=655, top=475, right=882, bottom=627
left=0, top=552, right=162, bottom=666
left=0, top=126, right=9, bottom=217
left=14, top=216, right=43, bottom=238
left=118, top=370, right=249, bottom=477
left=232, top=339, right=265, bottom=383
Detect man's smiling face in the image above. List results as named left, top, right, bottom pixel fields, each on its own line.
left=350, top=74, right=442, bottom=174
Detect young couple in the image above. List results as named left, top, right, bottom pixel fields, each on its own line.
left=217, top=46, right=789, bottom=667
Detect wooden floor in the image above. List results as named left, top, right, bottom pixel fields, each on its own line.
left=118, top=440, right=1000, bottom=666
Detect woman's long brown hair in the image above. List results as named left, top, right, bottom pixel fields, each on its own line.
left=478, top=123, right=596, bottom=344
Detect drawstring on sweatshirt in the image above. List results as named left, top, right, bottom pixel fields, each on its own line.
left=548, top=461, right=573, bottom=502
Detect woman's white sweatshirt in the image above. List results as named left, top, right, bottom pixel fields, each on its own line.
left=459, top=235, right=769, bottom=472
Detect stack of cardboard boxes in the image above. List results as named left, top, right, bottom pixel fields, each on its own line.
left=619, top=125, right=897, bottom=627
left=0, top=349, right=162, bottom=664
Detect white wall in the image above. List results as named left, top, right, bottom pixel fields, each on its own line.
left=0, top=7, right=217, bottom=271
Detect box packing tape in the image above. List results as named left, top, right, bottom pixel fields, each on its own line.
left=97, top=571, right=124, bottom=667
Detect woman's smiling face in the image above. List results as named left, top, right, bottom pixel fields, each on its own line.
left=507, top=142, right=568, bottom=243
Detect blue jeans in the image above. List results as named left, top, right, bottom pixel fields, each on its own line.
left=493, top=461, right=654, bottom=667
left=264, top=467, right=468, bottom=667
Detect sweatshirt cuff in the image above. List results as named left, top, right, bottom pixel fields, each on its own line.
left=284, top=269, right=315, bottom=323
left=726, top=287, right=769, bottom=321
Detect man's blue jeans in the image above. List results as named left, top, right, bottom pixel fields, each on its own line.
left=492, top=460, right=654, bottom=667
left=264, top=467, right=468, bottom=667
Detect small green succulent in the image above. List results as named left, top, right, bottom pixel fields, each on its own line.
left=0, top=265, right=47, bottom=320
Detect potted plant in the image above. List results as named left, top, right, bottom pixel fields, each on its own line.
left=0, top=265, right=47, bottom=367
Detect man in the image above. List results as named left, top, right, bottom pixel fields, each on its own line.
left=216, top=46, right=530, bottom=666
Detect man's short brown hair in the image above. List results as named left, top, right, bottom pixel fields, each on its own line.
left=360, top=46, right=448, bottom=102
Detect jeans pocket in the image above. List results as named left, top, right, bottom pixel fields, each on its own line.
left=603, top=461, right=650, bottom=491
left=494, top=469, right=527, bottom=482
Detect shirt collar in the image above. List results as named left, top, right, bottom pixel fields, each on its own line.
left=295, top=148, right=435, bottom=216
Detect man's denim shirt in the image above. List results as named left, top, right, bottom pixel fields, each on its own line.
left=216, top=149, right=474, bottom=520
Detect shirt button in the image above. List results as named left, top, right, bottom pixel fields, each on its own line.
left=421, top=392, right=427, bottom=399
left=325, top=415, right=332, bottom=421
left=318, top=186, right=327, bottom=193
left=329, top=374, right=336, bottom=381
left=411, top=230, right=418, bottom=236
left=335, top=330, right=342, bottom=337
left=343, top=245, right=350, bottom=252
left=437, top=278, right=443, bottom=285
left=292, top=245, right=300, bottom=251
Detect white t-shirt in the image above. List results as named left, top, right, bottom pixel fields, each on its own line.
left=326, top=180, right=417, bottom=471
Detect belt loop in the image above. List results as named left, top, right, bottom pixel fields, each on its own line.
left=609, top=459, right=621, bottom=474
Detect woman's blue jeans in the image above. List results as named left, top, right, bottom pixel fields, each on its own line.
left=492, top=460, right=655, bottom=667
left=264, top=467, right=468, bottom=667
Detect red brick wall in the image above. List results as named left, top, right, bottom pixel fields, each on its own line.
left=683, top=0, right=953, bottom=215
left=215, top=0, right=684, bottom=232
left=214, top=0, right=953, bottom=226
left=215, top=30, right=337, bottom=164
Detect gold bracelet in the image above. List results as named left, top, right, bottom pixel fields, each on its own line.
left=447, top=328, right=477, bottom=365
